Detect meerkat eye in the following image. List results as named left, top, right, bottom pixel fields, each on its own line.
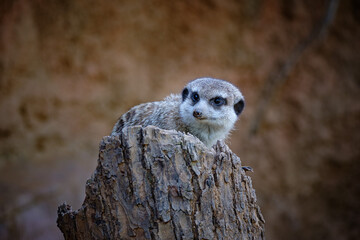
left=191, top=92, right=200, bottom=103
left=211, top=97, right=226, bottom=107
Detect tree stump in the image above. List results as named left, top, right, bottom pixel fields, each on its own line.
left=57, top=126, right=265, bottom=239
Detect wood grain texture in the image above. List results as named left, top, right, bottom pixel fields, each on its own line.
left=57, top=126, right=265, bottom=239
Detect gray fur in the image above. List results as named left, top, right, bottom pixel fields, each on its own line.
left=111, top=77, right=244, bottom=147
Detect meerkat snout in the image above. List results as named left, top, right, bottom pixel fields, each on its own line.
left=193, top=110, right=203, bottom=119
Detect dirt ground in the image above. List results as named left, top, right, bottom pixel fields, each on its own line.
left=0, top=0, right=359, bottom=239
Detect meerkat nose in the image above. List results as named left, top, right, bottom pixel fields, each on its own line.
left=193, top=110, right=203, bottom=119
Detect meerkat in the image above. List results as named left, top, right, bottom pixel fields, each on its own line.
left=111, top=77, right=245, bottom=148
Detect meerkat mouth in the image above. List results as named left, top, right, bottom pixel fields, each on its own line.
left=195, top=116, right=207, bottom=120
left=194, top=116, right=219, bottom=122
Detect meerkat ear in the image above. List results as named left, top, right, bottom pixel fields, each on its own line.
left=182, top=88, right=189, bottom=101
left=234, top=99, right=245, bottom=115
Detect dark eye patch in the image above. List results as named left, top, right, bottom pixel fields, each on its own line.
left=210, top=96, right=227, bottom=107
left=191, top=92, right=200, bottom=103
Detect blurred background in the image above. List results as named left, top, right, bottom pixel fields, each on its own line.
left=0, top=0, right=359, bottom=239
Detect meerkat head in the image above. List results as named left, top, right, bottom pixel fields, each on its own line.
left=179, top=77, right=244, bottom=146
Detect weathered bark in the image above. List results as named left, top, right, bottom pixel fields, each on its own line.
left=57, top=126, right=265, bottom=239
